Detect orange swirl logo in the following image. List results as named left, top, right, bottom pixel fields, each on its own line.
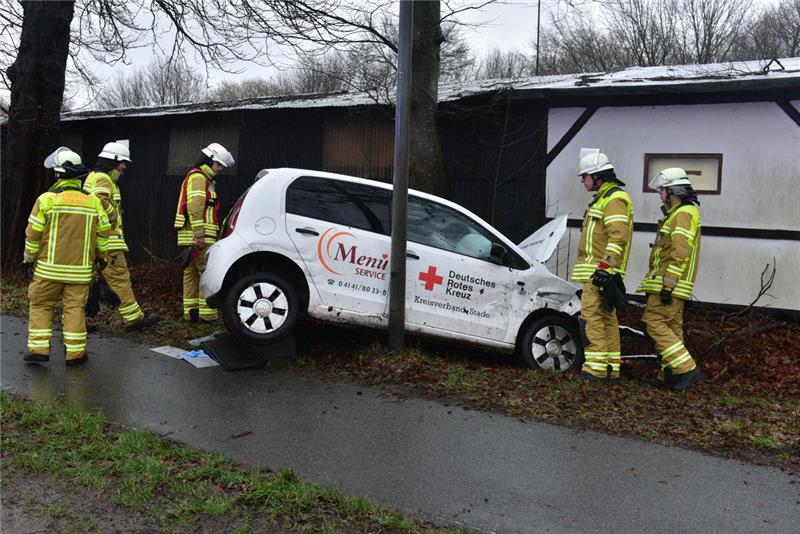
left=317, top=227, right=356, bottom=275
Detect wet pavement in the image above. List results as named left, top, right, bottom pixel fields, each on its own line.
left=2, top=314, right=798, bottom=533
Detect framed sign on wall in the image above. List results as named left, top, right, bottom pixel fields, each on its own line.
left=643, top=153, right=722, bottom=194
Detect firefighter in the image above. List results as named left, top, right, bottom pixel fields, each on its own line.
left=22, top=148, right=111, bottom=365
left=83, top=141, right=161, bottom=331
left=638, top=168, right=703, bottom=391
left=174, top=143, right=235, bottom=322
left=573, top=149, right=634, bottom=381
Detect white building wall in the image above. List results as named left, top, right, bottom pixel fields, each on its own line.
left=546, top=102, right=800, bottom=310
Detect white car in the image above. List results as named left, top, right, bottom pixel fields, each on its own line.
left=201, top=168, right=584, bottom=372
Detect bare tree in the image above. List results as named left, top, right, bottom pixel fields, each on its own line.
left=2, top=1, right=73, bottom=268
left=207, top=77, right=291, bottom=100
left=677, top=0, right=751, bottom=64
left=290, top=53, right=350, bottom=93
left=537, top=0, right=760, bottom=75
left=97, top=58, right=205, bottom=109
left=749, top=0, right=800, bottom=59
left=605, top=0, right=680, bottom=67
left=474, top=48, right=533, bottom=80
left=542, top=15, right=629, bottom=73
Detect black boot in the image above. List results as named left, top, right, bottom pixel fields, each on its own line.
left=576, top=371, right=603, bottom=382
left=66, top=354, right=88, bottom=366
left=188, top=308, right=200, bottom=323
left=126, top=314, right=161, bottom=332
left=666, top=367, right=703, bottom=392
left=23, top=352, right=49, bottom=363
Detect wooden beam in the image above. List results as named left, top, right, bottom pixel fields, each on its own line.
left=546, top=106, right=598, bottom=167
left=777, top=100, right=800, bottom=128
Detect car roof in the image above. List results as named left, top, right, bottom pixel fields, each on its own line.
left=258, top=167, right=502, bottom=229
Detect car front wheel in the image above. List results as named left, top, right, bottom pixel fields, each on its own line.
left=222, top=272, right=299, bottom=344
left=519, top=315, right=583, bottom=372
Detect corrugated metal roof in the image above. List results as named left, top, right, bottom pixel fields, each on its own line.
left=60, top=56, right=800, bottom=122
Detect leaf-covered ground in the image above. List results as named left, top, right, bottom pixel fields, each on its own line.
left=2, top=261, right=798, bottom=474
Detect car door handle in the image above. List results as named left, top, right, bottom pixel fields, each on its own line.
left=295, top=227, right=319, bottom=236
left=406, top=251, right=420, bottom=260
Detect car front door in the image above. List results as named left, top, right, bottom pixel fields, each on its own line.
left=404, top=195, right=519, bottom=341
left=285, top=176, right=392, bottom=315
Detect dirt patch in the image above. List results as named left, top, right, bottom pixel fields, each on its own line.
left=2, top=466, right=161, bottom=533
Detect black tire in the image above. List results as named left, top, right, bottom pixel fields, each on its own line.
left=519, top=315, right=584, bottom=373
left=222, top=272, right=299, bottom=345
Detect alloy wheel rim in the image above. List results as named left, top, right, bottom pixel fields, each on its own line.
left=236, top=282, right=289, bottom=334
left=530, top=324, right=576, bottom=372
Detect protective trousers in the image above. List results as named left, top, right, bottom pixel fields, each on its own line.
left=642, top=294, right=696, bottom=375
left=580, top=282, right=621, bottom=378
left=27, top=277, right=90, bottom=361
left=182, top=253, right=217, bottom=320
left=101, top=250, right=144, bottom=326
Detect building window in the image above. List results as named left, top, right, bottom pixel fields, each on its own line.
left=643, top=153, right=722, bottom=194
left=167, top=124, right=239, bottom=175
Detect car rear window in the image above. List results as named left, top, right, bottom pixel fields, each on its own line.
left=286, top=176, right=392, bottom=236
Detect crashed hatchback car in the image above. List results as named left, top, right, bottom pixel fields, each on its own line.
left=201, top=168, right=583, bottom=372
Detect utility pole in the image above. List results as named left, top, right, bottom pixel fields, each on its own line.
left=535, top=0, right=541, bottom=76
left=388, top=0, right=413, bottom=351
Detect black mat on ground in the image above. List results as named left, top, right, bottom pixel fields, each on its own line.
left=201, top=334, right=296, bottom=371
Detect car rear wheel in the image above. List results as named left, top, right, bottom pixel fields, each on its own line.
left=519, top=315, right=583, bottom=372
left=222, top=272, right=299, bottom=344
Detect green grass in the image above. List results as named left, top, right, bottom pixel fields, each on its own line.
left=1, top=390, right=466, bottom=533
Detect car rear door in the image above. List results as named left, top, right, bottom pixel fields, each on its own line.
left=285, top=176, right=392, bottom=315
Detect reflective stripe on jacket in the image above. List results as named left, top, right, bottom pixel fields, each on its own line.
left=84, top=170, right=128, bottom=252
left=637, top=202, right=701, bottom=300
left=24, top=178, right=111, bottom=284
left=572, top=181, right=634, bottom=282
left=174, top=164, right=219, bottom=247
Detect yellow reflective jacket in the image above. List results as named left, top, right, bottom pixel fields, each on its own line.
left=24, top=178, right=111, bottom=284
left=572, top=181, right=634, bottom=282
left=638, top=201, right=701, bottom=300
left=83, top=170, right=127, bottom=252
left=173, top=164, right=219, bottom=247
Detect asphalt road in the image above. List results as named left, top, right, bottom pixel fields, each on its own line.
left=2, top=314, right=797, bottom=533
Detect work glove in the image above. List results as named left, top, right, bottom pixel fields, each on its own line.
left=591, top=262, right=612, bottom=288
left=96, top=257, right=108, bottom=272
left=660, top=288, right=674, bottom=305
left=195, top=236, right=206, bottom=250
left=21, top=261, right=33, bottom=280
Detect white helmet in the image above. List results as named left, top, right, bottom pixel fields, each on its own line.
left=649, top=167, right=692, bottom=190
left=98, top=140, right=131, bottom=162
left=201, top=142, right=235, bottom=167
left=578, top=148, right=614, bottom=176
left=44, top=146, right=82, bottom=173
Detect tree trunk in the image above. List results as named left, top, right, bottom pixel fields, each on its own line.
left=409, top=1, right=447, bottom=197
left=1, top=1, right=74, bottom=268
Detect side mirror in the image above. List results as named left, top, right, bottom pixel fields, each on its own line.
left=490, top=242, right=509, bottom=265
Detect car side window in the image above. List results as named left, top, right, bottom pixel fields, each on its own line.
left=408, top=196, right=498, bottom=262
left=286, top=176, right=391, bottom=236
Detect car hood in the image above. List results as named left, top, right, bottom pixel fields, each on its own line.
left=516, top=215, right=568, bottom=263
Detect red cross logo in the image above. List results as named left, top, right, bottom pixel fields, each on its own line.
left=419, top=265, right=443, bottom=291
